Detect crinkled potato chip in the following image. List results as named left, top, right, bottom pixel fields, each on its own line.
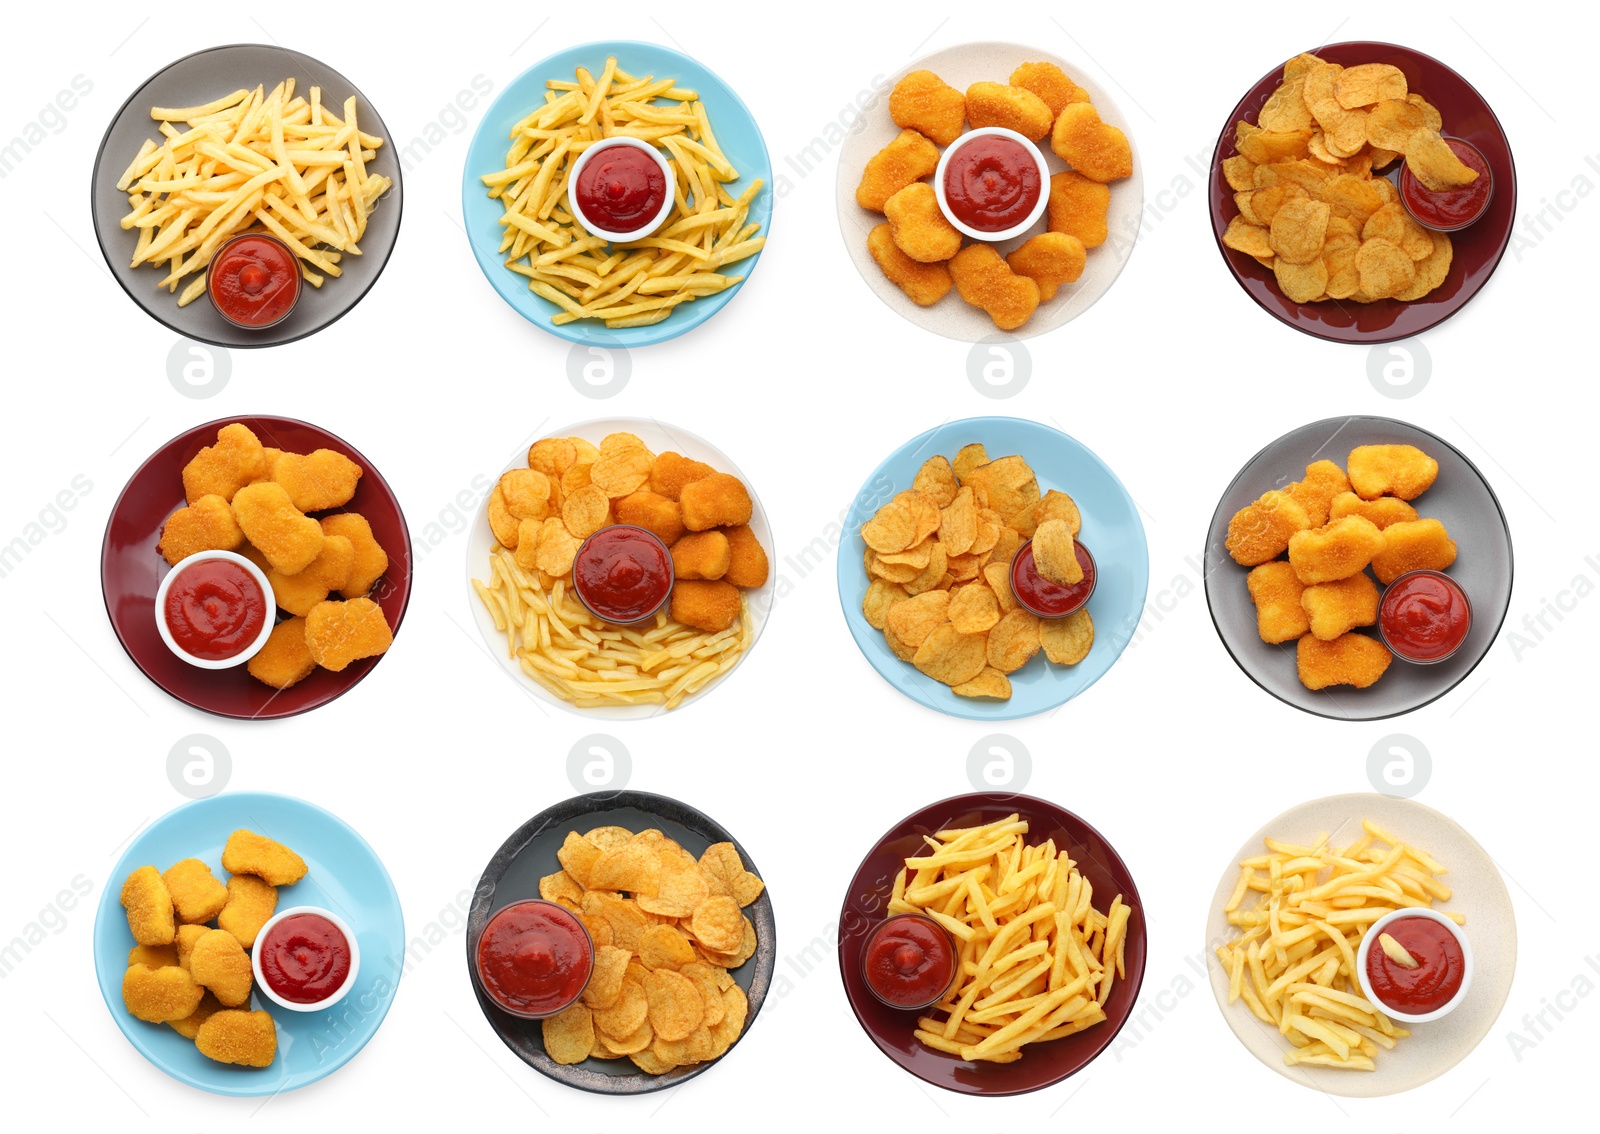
left=912, top=623, right=989, bottom=686
left=885, top=590, right=951, bottom=651
left=689, top=895, right=743, bottom=953
left=639, top=923, right=699, bottom=970
left=948, top=582, right=1001, bottom=634
left=1032, top=519, right=1082, bottom=586
left=594, top=977, right=650, bottom=1038
left=644, top=969, right=704, bottom=1042
left=861, top=498, right=918, bottom=554
left=952, top=666, right=1012, bottom=699
left=534, top=516, right=581, bottom=578
left=589, top=840, right=662, bottom=897
left=543, top=1002, right=596, bottom=1064
left=1040, top=607, right=1094, bottom=665
left=582, top=944, right=633, bottom=1010
left=561, top=484, right=612, bottom=540
left=590, top=445, right=653, bottom=498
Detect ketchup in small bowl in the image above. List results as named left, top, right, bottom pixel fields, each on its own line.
left=208, top=233, right=302, bottom=329
left=861, top=913, right=958, bottom=1011
left=1011, top=539, right=1097, bottom=620
left=571, top=525, right=675, bottom=625
left=569, top=138, right=674, bottom=242
left=253, top=906, right=359, bottom=1012
left=155, top=550, right=275, bottom=668
left=474, top=899, right=594, bottom=1019
left=1357, top=908, right=1472, bottom=1023
left=934, top=127, right=1050, bottom=242
left=1378, top=569, right=1471, bottom=664
left=1399, top=138, right=1492, bottom=232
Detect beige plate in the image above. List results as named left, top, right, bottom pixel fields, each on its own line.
left=1204, top=793, right=1515, bottom=1097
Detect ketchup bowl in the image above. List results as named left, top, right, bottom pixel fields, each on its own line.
left=1399, top=137, right=1493, bottom=233
left=154, top=549, right=276, bottom=670
left=252, top=905, right=361, bottom=1013
left=1011, top=539, right=1097, bottom=620
left=207, top=232, right=303, bottom=330
left=473, top=898, right=594, bottom=1020
left=570, top=525, right=675, bottom=626
left=567, top=137, right=676, bottom=243
left=1356, top=908, right=1473, bottom=1024
left=934, top=126, right=1050, bottom=243
left=1378, top=569, right=1472, bottom=665
left=860, top=914, right=958, bottom=1012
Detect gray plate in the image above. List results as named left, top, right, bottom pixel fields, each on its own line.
left=1204, top=416, right=1512, bottom=721
left=467, top=790, right=776, bottom=1094
left=90, top=43, right=402, bottom=348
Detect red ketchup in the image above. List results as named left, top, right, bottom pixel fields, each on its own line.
left=943, top=134, right=1042, bottom=233
left=163, top=558, right=268, bottom=661
left=574, top=142, right=668, bottom=236
left=1366, top=915, right=1466, bottom=1015
left=476, top=900, right=593, bottom=1018
left=1011, top=540, right=1097, bottom=619
left=1379, top=570, right=1471, bottom=663
left=208, top=233, right=301, bottom=328
left=862, top=914, right=956, bottom=1009
left=1399, top=138, right=1492, bottom=231
left=572, top=525, right=674, bottom=624
left=259, top=912, right=353, bottom=1005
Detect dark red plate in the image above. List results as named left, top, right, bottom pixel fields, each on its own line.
left=1209, top=41, right=1516, bottom=343
left=837, top=792, right=1147, bottom=1095
left=101, top=416, right=412, bottom=719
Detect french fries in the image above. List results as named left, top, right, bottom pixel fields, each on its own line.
left=481, top=56, right=765, bottom=329
left=890, top=814, right=1132, bottom=1062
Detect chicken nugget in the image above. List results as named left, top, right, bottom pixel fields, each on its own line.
left=157, top=495, right=244, bottom=566
left=884, top=183, right=961, bottom=263
left=679, top=473, right=753, bottom=531
left=121, top=865, right=175, bottom=946
left=175, top=923, right=208, bottom=969
left=649, top=452, right=715, bottom=502
left=856, top=128, right=941, bottom=212
left=722, top=524, right=769, bottom=588
left=965, top=81, right=1054, bottom=140
left=1226, top=490, right=1311, bottom=566
left=319, top=512, right=389, bottom=598
left=270, top=449, right=363, bottom=512
left=1246, top=562, right=1310, bottom=643
left=1006, top=232, right=1086, bottom=302
left=1010, top=61, right=1089, bottom=116
left=672, top=531, right=731, bottom=581
left=670, top=580, right=741, bottom=633
left=1050, top=102, right=1133, bottom=182
left=162, top=858, right=228, bottom=924
left=217, top=875, right=277, bottom=947
left=867, top=222, right=952, bottom=305
left=1047, top=170, right=1110, bottom=248
left=248, top=448, right=282, bottom=486
left=1328, top=491, right=1418, bottom=530
left=889, top=70, right=966, bottom=146
left=266, top=535, right=355, bottom=616
left=1302, top=572, right=1380, bottom=640
left=123, top=963, right=204, bottom=1023
left=246, top=617, right=316, bottom=690
left=304, top=596, right=393, bottom=671
left=169, top=991, right=225, bottom=1040
left=189, top=928, right=254, bottom=1006
left=232, top=482, right=323, bottom=574
left=1371, top=519, right=1458, bottom=585
left=1285, top=460, right=1352, bottom=527
left=949, top=244, right=1041, bottom=332
left=1297, top=632, right=1392, bottom=690
left=615, top=490, right=686, bottom=545
left=1347, top=444, right=1439, bottom=501
left=1288, top=516, right=1385, bottom=585
left=499, top=468, right=553, bottom=521
left=195, top=1009, right=277, bottom=1068
left=128, top=943, right=178, bottom=969
left=182, top=423, right=268, bottom=504
left=223, top=829, right=308, bottom=885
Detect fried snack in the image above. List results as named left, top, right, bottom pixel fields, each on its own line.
left=1371, top=519, right=1458, bottom=585
left=217, top=875, right=277, bottom=947
left=965, top=82, right=1053, bottom=141
left=1297, top=632, right=1392, bottom=689
left=1032, top=519, right=1082, bottom=586
left=304, top=596, right=393, bottom=671
left=162, top=859, right=228, bottom=924
left=318, top=512, right=388, bottom=598
left=889, top=70, right=966, bottom=147
left=123, top=963, right=205, bottom=1023
left=246, top=617, right=317, bottom=689
left=868, top=222, right=953, bottom=305
left=1047, top=170, right=1110, bottom=248
left=1302, top=573, right=1380, bottom=640
left=169, top=992, right=225, bottom=1040
left=1247, top=562, right=1310, bottom=643
left=231, top=482, right=323, bottom=574
left=270, top=449, right=362, bottom=512
left=1040, top=608, right=1093, bottom=665
left=182, top=423, right=267, bottom=504
left=129, top=943, right=179, bottom=969
left=1285, top=460, right=1353, bottom=527
left=615, top=490, right=686, bottom=545
left=189, top=929, right=254, bottom=1007
left=679, top=473, right=753, bottom=531
left=222, top=830, right=308, bottom=886
left=1050, top=102, right=1133, bottom=182
left=195, top=1009, right=277, bottom=1068
left=884, top=183, right=962, bottom=263
left=671, top=531, right=730, bottom=581
left=1347, top=444, right=1439, bottom=501
left=1288, top=516, right=1385, bottom=585
left=649, top=452, right=715, bottom=502
left=720, top=525, right=769, bottom=589
left=670, top=580, right=741, bottom=633
left=857, top=128, right=941, bottom=211
left=1225, top=490, right=1311, bottom=566
left=1329, top=491, right=1418, bottom=530
left=121, top=866, right=176, bottom=946
left=266, top=535, right=354, bottom=616
left=1010, top=61, right=1088, bottom=116
left=949, top=245, right=1041, bottom=331
left=175, top=924, right=208, bottom=969
left=157, top=495, right=244, bottom=565
left=1006, top=232, right=1086, bottom=301
left=500, top=469, right=553, bottom=521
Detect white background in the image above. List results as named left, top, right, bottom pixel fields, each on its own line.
left=2, top=2, right=1595, bottom=1129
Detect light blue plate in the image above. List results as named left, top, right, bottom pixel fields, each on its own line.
left=837, top=418, right=1149, bottom=721
left=93, top=792, right=404, bottom=1097
left=461, top=40, right=772, bottom=347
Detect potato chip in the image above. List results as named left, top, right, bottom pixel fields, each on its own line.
left=1336, top=63, right=1407, bottom=109
left=948, top=582, right=1001, bottom=634
left=594, top=977, right=650, bottom=1038
left=1222, top=216, right=1274, bottom=260
left=913, top=456, right=959, bottom=507
left=638, top=860, right=709, bottom=919
left=599, top=1019, right=654, bottom=1055
left=1258, top=74, right=1313, bottom=132
left=534, top=516, right=581, bottom=577
left=885, top=591, right=951, bottom=651
left=904, top=542, right=949, bottom=595
left=987, top=608, right=1042, bottom=673
left=639, top=923, right=699, bottom=971
left=1222, top=154, right=1256, bottom=192
left=1032, top=519, right=1082, bottom=586
left=583, top=891, right=652, bottom=951
left=689, top=895, right=743, bottom=953
left=1249, top=181, right=1306, bottom=225
left=1405, top=130, right=1479, bottom=191
left=542, top=1002, right=595, bottom=1064
left=1274, top=256, right=1329, bottom=303
left=500, top=469, right=553, bottom=521
left=703, top=916, right=757, bottom=969
left=589, top=840, right=662, bottom=896
left=560, top=485, right=612, bottom=540
left=644, top=969, right=704, bottom=1042
left=1039, top=608, right=1094, bottom=665
left=912, top=623, right=988, bottom=686
left=699, top=843, right=764, bottom=907
left=1355, top=238, right=1415, bottom=299
left=1268, top=198, right=1330, bottom=265
left=590, top=445, right=653, bottom=498
left=528, top=437, right=578, bottom=477
left=557, top=832, right=601, bottom=888
left=679, top=963, right=726, bottom=1028
left=938, top=486, right=978, bottom=555
left=861, top=499, right=917, bottom=554
left=584, top=826, right=634, bottom=850
left=582, top=945, right=633, bottom=1010
left=539, top=870, right=585, bottom=906
left=952, top=443, right=988, bottom=483
left=952, top=666, right=1012, bottom=699
left=863, top=579, right=909, bottom=629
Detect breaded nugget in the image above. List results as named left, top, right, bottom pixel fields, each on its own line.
left=949, top=245, right=1041, bottom=331
left=649, top=452, right=715, bottom=502
left=670, top=580, right=742, bottom=633
left=1050, top=102, right=1133, bottom=182
left=1371, top=518, right=1458, bottom=584
left=1288, top=515, right=1385, bottom=585
left=128, top=943, right=178, bottom=969
left=246, top=617, right=316, bottom=690
left=965, top=82, right=1054, bottom=141
left=1285, top=460, right=1352, bottom=527
left=884, top=183, right=961, bottom=263
left=1010, top=61, right=1089, bottom=115
left=223, top=829, right=308, bottom=885
left=266, top=535, right=355, bottom=617
left=1328, top=491, right=1418, bottom=530
left=182, top=423, right=267, bottom=504
left=868, top=222, right=953, bottom=305
left=162, top=858, right=228, bottom=924
left=123, top=963, right=205, bottom=1023
left=1297, top=632, right=1392, bottom=690
left=679, top=473, right=753, bottom=531
left=1302, top=572, right=1380, bottom=640
left=1226, top=490, right=1311, bottom=566
left=889, top=70, right=966, bottom=146
left=499, top=468, right=553, bottom=521
left=217, top=875, right=277, bottom=947
left=175, top=923, right=208, bottom=969
left=1047, top=170, right=1111, bottom=248
left=270, top=449, right=363, bottom=512
left=856, top=128, right=941, bottom=212
left=1006, top=232, right=1086, bottom=302
left=157, top=495, right=244, bottom=565
left=1347, top=444, right=1439, bottom=501
left=121, top=866, right=175, bottom=946
left=319, top=512, right=388, bottom=598
left=615, top=490, right=685, bottom=545
left=169, top=992, right=225, bottom=1040
left=189, top=928, right=254, bottom=1007
left=672, top=531, right=731, bottom=581
left=232, top=482, right=323, bottom=574
left=304, top=596, right=393, bottom=671
left=195, top=1009, right=277, bottom=1068
left=1246, top=562, right=1310, bottom=643
left=248, top=448, right=282, bottom=486
left=723, top=524, right=769, bottom=588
